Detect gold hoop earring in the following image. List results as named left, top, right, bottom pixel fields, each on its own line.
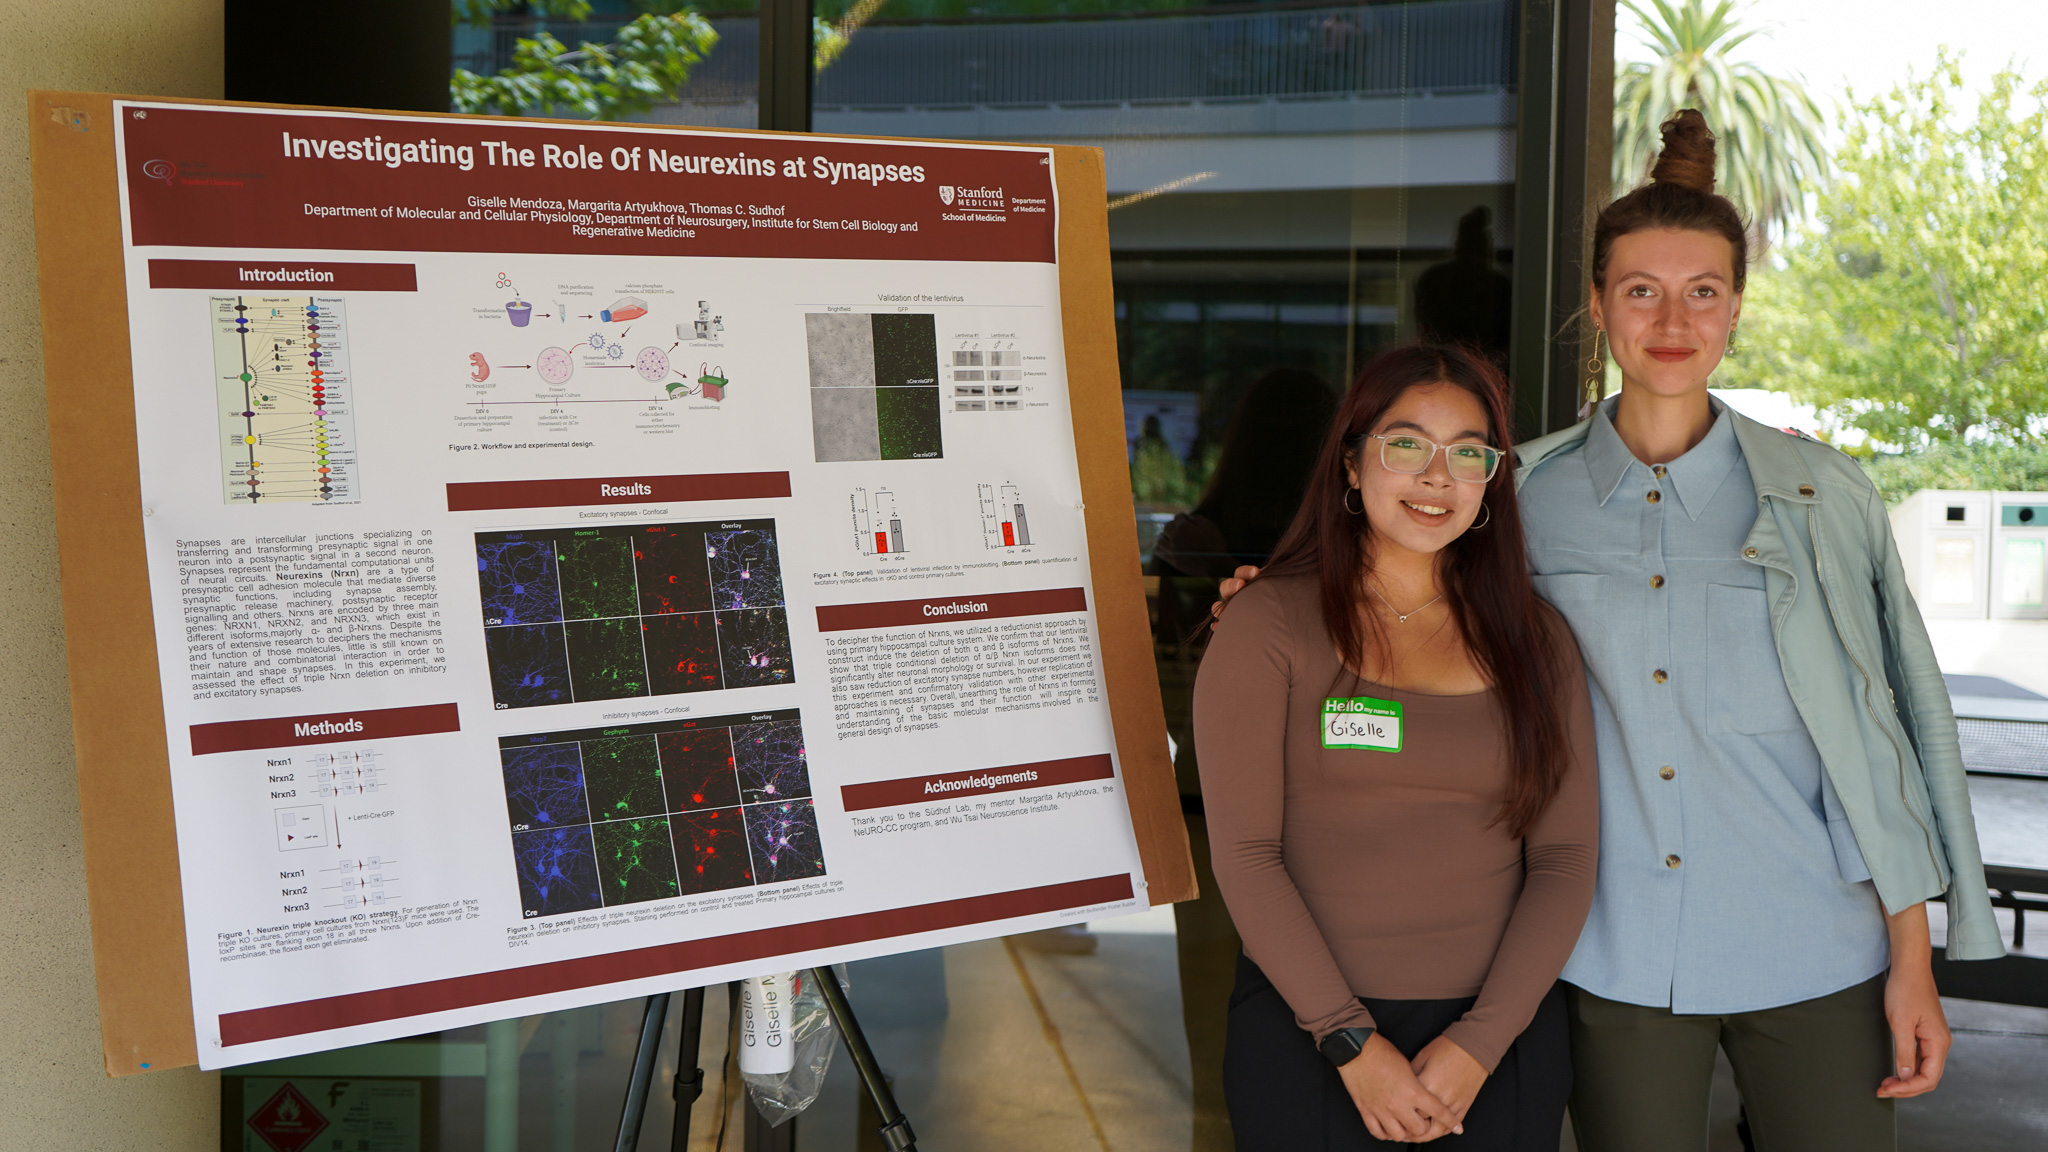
left=1584, top=327, right=1608, bottom=407
left=1470, top=501, right=1491, bottom=529
left=1343, top=487, right=1364, bottom=515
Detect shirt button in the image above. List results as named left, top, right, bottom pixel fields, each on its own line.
left=1666, top=854, right=1683, bottom=869
left=1799, top=484, right=1816, bottom=497
left=1653, top=669, right=1669, bottom=684
left=1652, top=465, right=1668, bottom=478
left=1650, top=575, right=1665, bottom=589
left=1744, top=547, right=1759, bottom=558
left=1660, top=766, right=1675, bottom=780
left=1647, top=490, right=1662, bottom=504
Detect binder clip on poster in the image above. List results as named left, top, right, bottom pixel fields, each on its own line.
left=738, top=968, right=844, bottom=1126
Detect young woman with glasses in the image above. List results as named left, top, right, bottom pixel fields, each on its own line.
left=1194, top=343, right=1599, bottom=1149
left=1213, top=110, right=2002, bottom=1148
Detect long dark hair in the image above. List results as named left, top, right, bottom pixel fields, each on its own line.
left=1257, top=342, right=1570, bottom=837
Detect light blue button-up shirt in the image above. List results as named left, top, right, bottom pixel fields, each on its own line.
left=1520, top=398, right=1890, bottom=1013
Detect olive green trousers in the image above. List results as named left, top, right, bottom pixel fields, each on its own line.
left=1566, top=975, right=1895, bottom=1152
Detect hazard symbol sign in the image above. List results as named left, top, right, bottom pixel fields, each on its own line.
left=246, top=1081, right=329, bottom=1152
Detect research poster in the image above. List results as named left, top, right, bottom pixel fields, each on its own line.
left=110, top=100, right=1148, bottom=1069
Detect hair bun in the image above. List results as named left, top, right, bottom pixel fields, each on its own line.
left=1649, top=109, right=1717, bottom=194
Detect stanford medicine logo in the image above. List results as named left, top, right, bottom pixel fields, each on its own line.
left=939, top=185, right=955, bottom=206
left=246, top=1082, right=330, bottom=1152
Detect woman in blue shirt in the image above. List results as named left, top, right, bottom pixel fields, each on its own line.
left=1218, top=109, right=2000, bottom=1148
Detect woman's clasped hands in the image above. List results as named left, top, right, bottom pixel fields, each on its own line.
left=1337, top=1032, right=1487, bottom=1143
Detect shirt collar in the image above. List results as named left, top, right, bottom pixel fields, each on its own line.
left=1582, top=394, right=1744, bottom=520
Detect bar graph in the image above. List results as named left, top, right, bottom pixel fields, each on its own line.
left=978, top=482, right=1032, bottom=549
left=851, top=487, right=908, bottom=556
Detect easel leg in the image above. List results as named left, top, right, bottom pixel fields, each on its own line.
left=811, top=967, right=918, bottom=1152
left=614, top=992, right=672, bottom=1152
left=670, top=986, right=708, bottom=1152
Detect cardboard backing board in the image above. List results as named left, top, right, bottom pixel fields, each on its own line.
left=27, top=90, right=1194, bottom=1076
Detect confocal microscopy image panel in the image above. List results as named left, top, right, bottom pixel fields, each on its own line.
left=555, top=533, right=638, bottom=622
left=580, top=734, right=665, bottom=821
left=876, top=386, right=942, bottom=461
left=500, top=743, right=587, bottom=830
left=732, top=719, right=811, bottom=803
left=673, top=806, right=754, bottom=895
left=811, top=386, right=880, bottom=462
left=805, top=312, right=876, bottom=389
left=716, top=607, right=796, bottom=688
left=744, top=799, right=826, bottom=885
left=486, top=623, right=571, bottom=709
left=513, top=825, right=604, bottom=917
left=476, top=539, right=562, bottom=626
left=705, top=528, right=785, bottom=610
left=594, top=816, right=680, bottom=905
left=632, top=524, right=713, bottom=616
left=870, top=313, right=938, bottom=388
left=564, top=617, right=649, bottom=702
left=659, top=728, right=740, bottom=812
left=643, top=612, right=724, bottom=696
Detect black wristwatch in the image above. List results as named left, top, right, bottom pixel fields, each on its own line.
left=1318, top=1026, right=1375, bottom=1068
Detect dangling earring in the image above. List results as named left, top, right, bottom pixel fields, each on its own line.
left=1469, top=501, right=1492, bottom=529
left=1584, top=327, right=1608, bottom=408
left=1726, top=322, right=1740, bottom=357
left=1342, top=487, right=1364, bottom=515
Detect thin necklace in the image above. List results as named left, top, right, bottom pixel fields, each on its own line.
left=1368, top=583, right=1444, bottom=624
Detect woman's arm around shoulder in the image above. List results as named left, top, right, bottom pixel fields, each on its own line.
left=1434, top=608, right=1600, bottom=1074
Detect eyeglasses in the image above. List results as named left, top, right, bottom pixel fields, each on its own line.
left=1366, top=433, right=1502, bottom=484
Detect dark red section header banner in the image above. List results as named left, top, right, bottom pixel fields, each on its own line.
left=118, top=103, right=1056, bottom=262
left=445, top=471, right=791, bottom=512
left=191, top=703, right=460, bottom=756
left=148, top=258, right=418, bottom=291
left=842, top=754, right=1115, bottom=811
left=814, top=587, right=1088, bottom=632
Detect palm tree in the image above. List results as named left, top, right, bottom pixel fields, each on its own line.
left=1614, top=0, right=1831, bottom=239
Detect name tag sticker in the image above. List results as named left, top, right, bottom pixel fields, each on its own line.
left=1322, top=696, right=1403, bottom=752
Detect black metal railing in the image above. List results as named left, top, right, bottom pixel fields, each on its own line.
left=452, top=0, right=1515, bottom=111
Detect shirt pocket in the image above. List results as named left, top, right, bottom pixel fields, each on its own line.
left=1531, top=571, right=1604, bottom=616
left=1706, top=583, right=1805, bottom=735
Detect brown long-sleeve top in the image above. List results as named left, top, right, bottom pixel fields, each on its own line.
left=1193, top=575, right=1599, bottom=1072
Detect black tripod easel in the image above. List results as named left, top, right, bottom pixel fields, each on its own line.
left=611, top=969, right=918, bottom=1152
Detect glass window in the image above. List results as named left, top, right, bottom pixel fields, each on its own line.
left=807, top=3, right=1525, bottom=1147
left=292, top=6, right=1540, bottom=1147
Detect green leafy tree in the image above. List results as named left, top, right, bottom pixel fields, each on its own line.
left=455, top=0, right=593, bottom=26
left=452, top=12, right=720, bottom=121
left=453, top=2, right=852, bottom=119
left=1730, top=56, right=2048, bottom=447
left=1859, top=442, right=2048, bottom=506
left=1614, top=0, right=1831, bottom=237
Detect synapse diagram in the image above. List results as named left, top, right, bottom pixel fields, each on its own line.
left=211, top=296, right=359, bottom=503
left=978, top=483, right=1034, bottom=548
left=499, top=710, right=823, bottom=917
left=850, top=487, right=907, bottom=556
left=474, top=519, right=795, bottom=711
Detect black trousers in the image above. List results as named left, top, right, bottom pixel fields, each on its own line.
left=1224, top=954, right=1571, bottom=1151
